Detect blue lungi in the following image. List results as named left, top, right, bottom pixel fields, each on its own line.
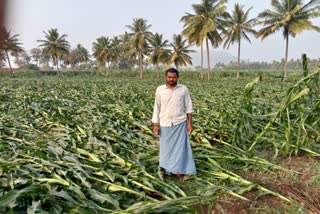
left=159, top=121, right=196, bottom=175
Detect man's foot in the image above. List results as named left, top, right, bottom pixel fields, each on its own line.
left=174, top=173, right=184, bottom=181
left=161, top=169, right=167, bottom=178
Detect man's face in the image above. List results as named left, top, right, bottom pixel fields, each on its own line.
left=166, top=72, right=178, bottom=87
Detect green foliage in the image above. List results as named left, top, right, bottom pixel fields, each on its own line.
left=168, top=34, right=194, bottom=69
left=0, top=28, right=24, bottom=72
left=181, top=0, right=228, bottom=80
left=92, top=36, right=111, bottom=66
left=148, top=33, right=170, bottom=78
left=126, top=18, right=152, bottom=79
left=223, top=3, right=257, bottom=79
left=257, top=0, right=320, bottom=80
left=37, top=28, right=70, bottom=74
left=302, top=53, right=309, bottom=77
left=0, top=70, right=319, bottom=212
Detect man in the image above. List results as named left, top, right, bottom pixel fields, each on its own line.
left=152, top=68, right=196, bottom=180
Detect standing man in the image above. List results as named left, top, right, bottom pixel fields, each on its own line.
left=152, top=68, right=196, bottom=180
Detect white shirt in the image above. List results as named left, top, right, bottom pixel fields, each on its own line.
left=152, top=84, right=193, bottom=127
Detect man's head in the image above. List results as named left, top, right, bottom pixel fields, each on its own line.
left=165, top=68, right=179, bottom=87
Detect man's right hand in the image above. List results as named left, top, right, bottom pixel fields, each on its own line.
left=153, top=124, right=159, bottom=136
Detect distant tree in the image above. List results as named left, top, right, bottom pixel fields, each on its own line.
left=92, top=36, right=111, bottom=67
left=13, top=50, right=31, bottom=68
left=75, top=44, right=90, bottom=65
left=63, top=45, right=90, bottom=70
left=37, top=28, right=70, bottom=75
left=257, top=0, right=320, bottom=81
left=119, top=32, right=137, bottom=76
left=310, top=58, right=320, bottom=70
left=39, top=50, right=51, bottom=68
left=30, top=48, right=42, bottom=66
left=126, top=18, right=152, bottom=79
left=63, top=49, right=78, bottom=69
left=0, top=28, right=23, bottom=72
left=168, top=34, right=194, bottom=69
left=108, top=36, right=122, bottom=68
left=148, top=33, right=170, bottom=78
left=181, top=0, right=228, bottom=80
left=223, top=3, right=256, bottom=80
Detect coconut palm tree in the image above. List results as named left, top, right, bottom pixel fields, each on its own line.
left=109, top=36, right=121, bottom=68
left=63, top=49, right=78, bottom=69
left=92, top=36, right=111, bottom=67
left=126, top=18, right=152, bottom=79
left=181, top=0, right=228, bottom=80
left=257, top=0, right=320, bottom=81
left=37, top=28, right=70, bottom=75
left=148, top=33, right=170, bottom=78
left=119, top=32, right=137, bottom=76
left=168, top=34, right=194, bottom=69
left=223, top=3, right=257, bottom=80
left=0, top=28, right=23, bottom=72
left=75, top=44, right=90, bottom=65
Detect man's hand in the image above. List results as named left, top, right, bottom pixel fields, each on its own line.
left=187, top=122, right=193, bottom=136
left=187, top=113, right=193, bottom=136
left=153, top=124, right=159, bottom=136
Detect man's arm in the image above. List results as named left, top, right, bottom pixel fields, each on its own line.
left=187, top=113, right=192, bottom=136
left=185, top=87, right=193, bottom=136
left=153, top=123, right=159, bottom=136
left=152, top=90, right=160, bottom=136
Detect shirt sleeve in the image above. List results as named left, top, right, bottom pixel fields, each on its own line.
left=185, top=87, right=193, bottom=114
left=151, top=89, right=161, bottom=124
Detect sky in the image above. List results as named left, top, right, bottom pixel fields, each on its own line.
left=6, top=0, right=320, bottom=63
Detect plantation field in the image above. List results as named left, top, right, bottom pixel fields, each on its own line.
left=0, top=71, right=320, bottom=213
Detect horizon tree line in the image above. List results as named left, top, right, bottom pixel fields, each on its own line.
left=215, top=57, right=320, bottom=71
left=0, top=0, right=319, bottom=81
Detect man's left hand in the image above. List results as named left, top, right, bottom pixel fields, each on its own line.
left=187, top=123, right=193, bottom=136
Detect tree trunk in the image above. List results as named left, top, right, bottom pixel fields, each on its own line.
left=283, top=34, right=289, bottom=82
left=5, top=50, right=13, bottom=73
left=156, top=64, right=160, bottom=79
left=237, top=40, right=241, bottom=80
left=206, top=38, right=210, bottom=81
left=56, top=56, right=60, bottom=77
left=57, top=58, right=60, bottom=76
left=139, top=52, right=143, bottom=79
left=200, top=43, right=203, bottom=81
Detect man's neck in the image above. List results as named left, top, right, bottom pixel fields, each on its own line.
left=166, top=84, right=177, bottom=90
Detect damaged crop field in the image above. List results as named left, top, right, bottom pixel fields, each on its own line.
left=0, top=70, right=320, bottom=213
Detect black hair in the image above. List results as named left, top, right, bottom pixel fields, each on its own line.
left=165, top=68, right=179, bottom=77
